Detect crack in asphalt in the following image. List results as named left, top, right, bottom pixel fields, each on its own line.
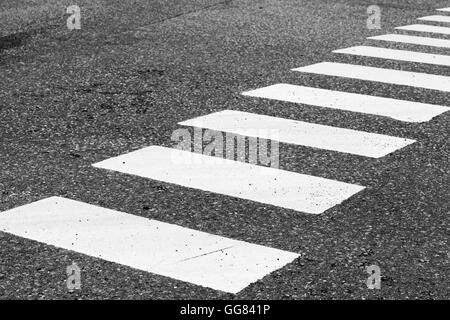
left=138, top=0, right=234, bottom=29
left=176, top=245, right=237, bottom=263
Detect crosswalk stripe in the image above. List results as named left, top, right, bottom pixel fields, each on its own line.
left=242, top=83, right=449, bottom=123
left=396, top=24, right=450, bottom=35
left=334, top=45, right=450, bottom=67
left=437, top=8, right=450, bottom=12
left=418, top=15, right=450, bottom=23
left=292, top=62, right=450, bottom=92
left=368, top=33, right=450, bottom=48
left=0, top=196, right=300, bottom=294
left=179, top=110, right=415, bottom=158
left=92, top=146, right=366, bottom=214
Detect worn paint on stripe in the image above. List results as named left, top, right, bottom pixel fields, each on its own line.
left=396, top=24, right=450, bottom=35
left=179, top=110, right=415, bottom=157
left=334, top=45, right=450, bottom=67
left=242, top=83, right=449, bottom=123
left=292, top=62, right=450, bottom=92
left=368, top=34, right=450, bottom=48
left=0, top=197, right=300, bottom=294
left=93, top=146, right=366, bottom=214
left=418, top=15, right=450, bottom=23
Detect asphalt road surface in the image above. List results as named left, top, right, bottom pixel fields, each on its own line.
left=0, top=0, right=449, bottom=299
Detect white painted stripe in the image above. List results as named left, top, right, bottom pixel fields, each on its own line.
left=437, top=8, right=450, bottom=12
left=418, top=15, right=450, bottom=23
left=334, top=45, right=450, bottom=67
left=242, top=83, right=449, bottom=123
left=179, top=110, right=415, bottom=157
left=368, top=34, right=450, bottom=48
left=395, top=24, right=450, bottom=35
left=93, top=146, right=366, bottom=214
left=0, top=196, right=299, bottom=294
left=292, top=62, right=450, bottom=92
left=396, top=24, right=450, bottom=35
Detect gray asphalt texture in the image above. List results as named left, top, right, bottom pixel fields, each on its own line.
left=0, top=0, right=449, bottom=299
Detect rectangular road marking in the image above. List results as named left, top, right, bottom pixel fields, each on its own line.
left=396, top=24, right=450, bottom=35
left=93, top=146, right=366, bottom=214
left=368, top=34, right=450, bottom=48
left=0, top=196, right=299, bottom=294
left=179, top=110, right=415, bottom=157
left=242, top=83, right=449, bottom=123
left=334, top=45, right=450, bottom=67
left=292, top=62, right=450, bottom=92
left=418, top=15, right=450, bottom=23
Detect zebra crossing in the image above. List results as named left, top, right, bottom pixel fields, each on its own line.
left=243, top=84, right=448, bottom=122
left=368, top=33, right=450, bottom=48
left=396, top=24, right=450, bottom=35
left=1, top=6, right=450, bottom=294
left=177, top=110, right=415, bottom=158
left=0, top=197, right=299, bottom=294
left=293, top=62, right=450, bottom=92
left=418, top=15, right=450, bottom=23
left=93, top=146, right=365, bottom=214
left=334, top=46, right=450, bottom=67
